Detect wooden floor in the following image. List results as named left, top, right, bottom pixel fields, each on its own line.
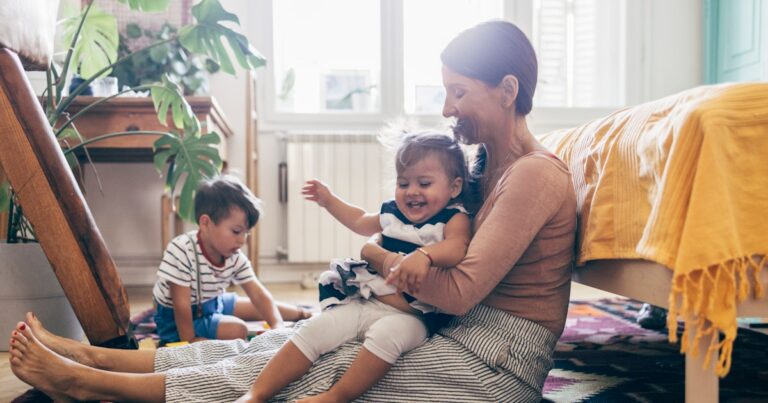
left=0, top=282, right=614, bottom=401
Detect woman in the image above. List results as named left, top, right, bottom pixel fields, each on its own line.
left=8, top=20, right=576, bottom=403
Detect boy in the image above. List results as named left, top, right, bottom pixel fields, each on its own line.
left=152, top=175, right=310, bottom=343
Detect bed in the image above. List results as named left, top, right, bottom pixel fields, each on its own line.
left=539, top=83, right=768, bottom=403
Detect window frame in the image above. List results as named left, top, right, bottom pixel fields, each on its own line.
left=252, top=0, right=650, bottom=132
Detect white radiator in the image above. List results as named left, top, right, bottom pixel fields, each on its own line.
left=284, top=133, right=393, bottom=263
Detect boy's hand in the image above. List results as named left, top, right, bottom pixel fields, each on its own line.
left=302, top=179, right=333, bottom=208
left=386, top=252, right=430, bottom=294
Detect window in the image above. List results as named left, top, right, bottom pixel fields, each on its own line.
left=403, top=0, right=503, bottom=114
left=257, top=0, right=637, bottom=127
left=533, top=0, right=624, bottom=107
left=272, top=0, right=380, bottom=114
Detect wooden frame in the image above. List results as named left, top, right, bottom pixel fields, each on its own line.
left=574, top=260, right=768, bottom=403
left=0, top=48, right=133, bottom=347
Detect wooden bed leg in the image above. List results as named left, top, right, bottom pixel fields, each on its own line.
left=685, top=328, right=719, bottom=403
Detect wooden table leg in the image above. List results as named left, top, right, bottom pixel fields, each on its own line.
left=685, top=327, right=719, bottom=403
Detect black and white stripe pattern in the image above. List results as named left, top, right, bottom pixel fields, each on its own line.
left=152, top=231, right=255, bottom=307
left=156, top=304, right=557, bottom=402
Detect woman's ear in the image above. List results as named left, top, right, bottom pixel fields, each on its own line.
left=500, top=75, right=519, bottom=109
left=450, top=177, right=464, bottom=199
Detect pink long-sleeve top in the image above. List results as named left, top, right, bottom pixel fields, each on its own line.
left=415, top=153, right=577, bottom=337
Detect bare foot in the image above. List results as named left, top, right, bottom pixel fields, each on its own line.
left=296, top=391, right=345, bottom=403
left=24, top=312, right=95, bottom=367
left=9, top=322, right=79, bottom=403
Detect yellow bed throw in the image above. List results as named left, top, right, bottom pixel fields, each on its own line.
left=540, top=83, right=768, bottom=377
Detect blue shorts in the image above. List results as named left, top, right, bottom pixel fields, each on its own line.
left=154, top=292, right=238, bottom=343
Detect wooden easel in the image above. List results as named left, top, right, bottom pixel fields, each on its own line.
left=0, top=48, right=134, bottom=348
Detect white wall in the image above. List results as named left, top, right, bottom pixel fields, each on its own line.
left=64, top=0, right=703, bottom=285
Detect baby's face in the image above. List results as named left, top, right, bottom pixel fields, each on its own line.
left=395, top=154, right=461, bottom=224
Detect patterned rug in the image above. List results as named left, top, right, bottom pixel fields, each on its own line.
left=544, top=299, right=768, bottom=402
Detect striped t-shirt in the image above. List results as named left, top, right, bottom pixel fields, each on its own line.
left=152, top=230, right=256, bottom=308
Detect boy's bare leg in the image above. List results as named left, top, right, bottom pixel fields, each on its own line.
left=10, top=322, right=165, bottom=402
left=24, top=312, right=156, bottom=373
left=241, top=340, right=313, bottom=403
left=296, top=347, right=391, bottom=403
left=234, top=298, right=312, bottom=321
left=216, top=315, right=249, bottom=340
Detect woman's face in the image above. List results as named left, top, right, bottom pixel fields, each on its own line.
left=441, top=66, right=504, bottom=145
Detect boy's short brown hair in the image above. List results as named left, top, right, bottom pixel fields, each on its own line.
left=194, top=175, right=263, bottom=228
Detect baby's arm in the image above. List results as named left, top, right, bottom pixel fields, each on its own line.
left=303, top=179, right=382, bottom=236
left=240, top=279, right=284, bottom=329
left=419, top=212, right=471, bottom=267
left=169, top=283, right=202, bottom=342
left=388, top=212, right=471, bottom=293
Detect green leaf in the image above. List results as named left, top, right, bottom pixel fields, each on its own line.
left=126, top=23, right=142, bottom=39
left=0, top=180, right=10, bottom=213
left=179, top=0, right=266, bottom=75
left=150, top=75, right=200, bottom=134
left=61, top=6, right=118, bottom=78
left=117, top=0, right=171, bottom=13
left=152, top=131, right=223, bottom=222
left=148, top=42, right=170, bottom=64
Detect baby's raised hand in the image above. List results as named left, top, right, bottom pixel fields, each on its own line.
left=302, top=179, right=332, bottom=207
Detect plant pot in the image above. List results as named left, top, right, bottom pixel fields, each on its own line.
left=0, top=243, right=82, bottom=351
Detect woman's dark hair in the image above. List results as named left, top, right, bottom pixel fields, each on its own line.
left=395, top=131, right=469, bottom=202
left=440, top=20, right=537, bottom=116
left=195, top=174, right=263, bottom=228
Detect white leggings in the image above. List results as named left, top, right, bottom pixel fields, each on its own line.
left=291, top=298, right=427, bottom=364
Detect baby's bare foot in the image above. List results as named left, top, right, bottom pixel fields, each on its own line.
left=9, top=322, right=79, bottom=403
left=24, top=312, right=94, bottom=367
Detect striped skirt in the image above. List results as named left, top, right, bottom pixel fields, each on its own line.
left=155, top=304, right=557, bottom=402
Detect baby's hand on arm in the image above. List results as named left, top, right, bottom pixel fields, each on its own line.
left=386, top=251, right=430, bottom=294
left=302, top=179, right=333, bottom=208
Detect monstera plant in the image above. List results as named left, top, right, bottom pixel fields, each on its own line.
left=1, top=0, right=265, bottom=241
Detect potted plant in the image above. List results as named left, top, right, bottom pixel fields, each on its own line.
left=0, top=0, right=265, bottom=347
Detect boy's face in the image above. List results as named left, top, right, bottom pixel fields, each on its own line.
left=395, top=154, right=462, bottom=224
left=199, top=207, right=250, bottom=261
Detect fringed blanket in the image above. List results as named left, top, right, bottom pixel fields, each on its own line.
left=540, top=83, right=768, bottom=376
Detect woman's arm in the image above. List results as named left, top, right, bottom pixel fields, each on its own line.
left=402, top=157, right=572, bottom=315
left=361, top=235, right=403, bottom=276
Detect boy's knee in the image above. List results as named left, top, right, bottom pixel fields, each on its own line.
left=216, top=318, right=248, bottom=340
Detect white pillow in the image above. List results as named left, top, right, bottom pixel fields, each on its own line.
left=0, top=1, right=59, bottom=69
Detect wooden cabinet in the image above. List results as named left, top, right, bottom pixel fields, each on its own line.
left=61, top=96, right=235, bottom=251
left=63, top=96, right=234, bottom=162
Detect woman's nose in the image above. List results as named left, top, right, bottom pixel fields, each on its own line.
left=442, top=100, right=456, bottom=118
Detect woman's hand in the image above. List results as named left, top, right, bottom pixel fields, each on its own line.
left=190, top=337, right=208, bottom=343
left=301, top=179, right=332, bottom=207
left=386, top=252, right=430, bottom=294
